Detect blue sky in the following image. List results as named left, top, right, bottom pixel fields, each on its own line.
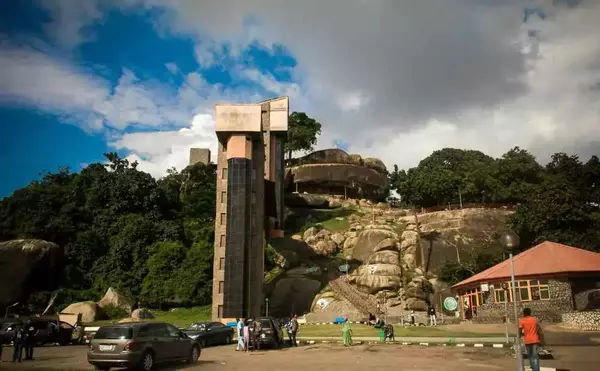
left=0, top=1, right=302, bottom=197
left=1, top=0, right=599, bottom=199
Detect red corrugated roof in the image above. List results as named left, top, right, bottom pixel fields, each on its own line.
left=452, top=241, right=600, bottom=289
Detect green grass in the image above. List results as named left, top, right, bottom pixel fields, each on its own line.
left=297, top=324, right=504, bottom=338
left=84, top=305, right=212, bottom=328
left=318, top=217, right=350, bottom=232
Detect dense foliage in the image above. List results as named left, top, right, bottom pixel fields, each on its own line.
left=0, top=154, right=216, bottom=310
left=390, top=147, right=600, bottom=255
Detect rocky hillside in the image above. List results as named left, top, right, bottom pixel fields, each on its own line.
left=267, top=198, right=512, bottom=323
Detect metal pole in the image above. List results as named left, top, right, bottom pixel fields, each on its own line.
left=265, top=298, right=269, bottom=317
left=510, top=253, right=524, bottom=371
left=504, top=298, right=509, bottom=343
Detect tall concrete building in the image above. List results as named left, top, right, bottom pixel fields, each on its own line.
left=210, top=96, right=288, bottom=321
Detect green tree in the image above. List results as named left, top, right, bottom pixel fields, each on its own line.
left=141, top=241, right=188, bottom=307
left=285, top=112, right=322, bottom=160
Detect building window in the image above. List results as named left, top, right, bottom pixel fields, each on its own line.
left=504, top=279, right=550, bottom=302
left=494, top=289, right=506, bottom=303
left=221, top=191, right=226, bottom=203
left=219, top=257, right=225, bottom=270
left=220, top=234, right=226, bottom=247
left=220, top=213, right=226, bottom=225
left=218, top=281, right=224, bottom=293
left=217, top=305, right=224, bottom=318
left=222, top=168, right=228, bottom=179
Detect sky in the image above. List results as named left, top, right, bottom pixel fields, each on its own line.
left=1, top=0, right=599, bottom=198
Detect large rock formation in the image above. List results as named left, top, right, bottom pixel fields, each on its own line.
left=62, top=301, right=99, bottom=323
left=0, top=239, right=63, bottom=306
left=97, top=287, right=134, bottom=314
left=399, top=208, right=513, bottom=273
left=285, top=149, right=388, bottom=201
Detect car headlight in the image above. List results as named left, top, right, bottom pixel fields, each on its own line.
left=189, top=335, right=198, bottom=339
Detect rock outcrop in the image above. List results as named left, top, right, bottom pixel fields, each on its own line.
left=399, top=208, right=512, bottom=272
left=0, top=239, right=63, bottom=306
left=285, top=149, right=389, bottom=201
left=62, top=301, right=99, bottom=323
left=97, top=287, right=134, bottom=314
left=131, top=308, right=154, bottom=320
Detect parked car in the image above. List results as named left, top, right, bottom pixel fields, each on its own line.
left=248, top=317, right=284, bottom=349
left=87, top=322, right=200, bottom=371
left=0, top=318, right=75, bottom=346
left=182, top=321, right=233, bottom=348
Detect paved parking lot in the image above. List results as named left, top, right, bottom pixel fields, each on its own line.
left=0, top=343, right=598, bottom=371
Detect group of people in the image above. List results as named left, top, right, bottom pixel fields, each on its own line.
left=0, top=320, right=40, bottom=363
left=235, top=314, right=300, bottom=352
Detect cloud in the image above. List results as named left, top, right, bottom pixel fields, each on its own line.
left=39, top=0, right=104, bottom=49
left=138, top=0, right=600, bottom=170
left=111, top=113, right=217, bottom=177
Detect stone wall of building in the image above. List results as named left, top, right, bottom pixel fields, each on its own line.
left=561, top=311, right=600, bottom=331
left=571, top=277, right=600, bottom=310
left=473, top=278, right=574, bottom=323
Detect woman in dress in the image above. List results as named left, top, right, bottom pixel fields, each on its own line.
left=243, top=319, right=251, bottom=352
left=342, top=318, right=352, bottom=346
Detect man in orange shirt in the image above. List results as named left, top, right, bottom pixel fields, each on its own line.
left=519, top=308, right=543, bottom=371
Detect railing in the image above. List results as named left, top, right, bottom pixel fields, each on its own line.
left=411, top=203, right=517, bottom=215
left=328, top=270, right=379, bottom=316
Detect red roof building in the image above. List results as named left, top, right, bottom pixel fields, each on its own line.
left=451, top=241, right=600, bottom=323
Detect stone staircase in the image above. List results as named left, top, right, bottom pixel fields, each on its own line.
left=328, top=272, right=380, bottom=317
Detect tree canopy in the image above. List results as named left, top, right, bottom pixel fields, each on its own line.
left=389, top=147, right=600, bottom=255
left=0, top=153, right=216, bottom=311
left=285, top=112, right=322, bottom=160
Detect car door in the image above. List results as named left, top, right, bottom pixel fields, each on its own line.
left=204, top=323, right=217, bottom=346
left=210, top=322, right=228, bottom=344
left=165, top=323, right=189, bottom=359
left=148, top=323, right=171, bottom=362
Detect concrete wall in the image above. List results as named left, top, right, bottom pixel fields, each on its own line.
left=473, top=278, right=574, bottom=323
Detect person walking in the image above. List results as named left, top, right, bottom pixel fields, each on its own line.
left=519, top=308, right=543, bottom=371
left=236, top=318, right=245, bottom=351
left=341, top=318, right=352, bottom=346
left=12, top=325, right=25, bottom=363
left=24, top=320, right=39, bottom=360
left=428, top=306, right=437, bottom=326
left=290, top=314, right=299, bottom=347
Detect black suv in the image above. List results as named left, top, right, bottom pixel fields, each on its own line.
left=248, top=317, right=284, bottom=348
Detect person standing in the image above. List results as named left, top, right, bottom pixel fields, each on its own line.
left=428, top=306, right=437, bottom=326
left=24, top=320, right=39, bottom=360
left=12, top=325, right=25, bottom=363
left=519, top=308, right=543, bottom=371
left=341, top=318, right=352, bottom=346
left=236, top=318, right=245, bottom=351
left=242, top=320, right=250, bottom=352
left=251, top=319, right=262, bottom=351
left=409, top=310, right=415, bottom=326
left=290, top=314, right=299, bottom=347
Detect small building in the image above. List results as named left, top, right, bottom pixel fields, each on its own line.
left=452, top=241, right=600, bottom=323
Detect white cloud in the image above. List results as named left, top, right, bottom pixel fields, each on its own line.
left=112, top=113, right=217, bottom=177
left=39, top=0, right=104, bottom=49
left=165, top=62, right=178, bottom=74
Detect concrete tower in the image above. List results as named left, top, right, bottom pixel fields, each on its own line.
left=211, top=96, right=288, bottom=321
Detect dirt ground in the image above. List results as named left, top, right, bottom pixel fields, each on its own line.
left=0, top=343, right=599, bottom=371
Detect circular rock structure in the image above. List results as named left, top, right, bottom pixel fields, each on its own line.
left=285, top=149, right=389, bottom=201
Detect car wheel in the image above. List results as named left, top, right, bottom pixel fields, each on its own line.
left=225, top=335, right=232, bottom=345
left=189, top=345, right=201, bottom=363
left=138, top=351, right=154, bottom=371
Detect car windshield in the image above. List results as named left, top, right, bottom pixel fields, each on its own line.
left=260, top=319, right=271, bottom=328
left=186, top=323, right=207, bottom=331
left=94, top=326, right=133, bottom=340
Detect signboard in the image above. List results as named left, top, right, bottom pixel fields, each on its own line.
left=481, top=283, right=489, bottom=292
left=443, top=297, right=458, bottom=311
left=338, top=264, right=350, bottom=273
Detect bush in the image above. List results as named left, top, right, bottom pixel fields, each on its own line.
left=101, top=304, right=129, bottom=320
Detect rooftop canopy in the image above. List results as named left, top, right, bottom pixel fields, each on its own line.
left=453, top=241, right=600, bottom=290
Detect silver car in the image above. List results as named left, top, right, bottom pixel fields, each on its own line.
left=87, top=322, right=200, bottom=371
